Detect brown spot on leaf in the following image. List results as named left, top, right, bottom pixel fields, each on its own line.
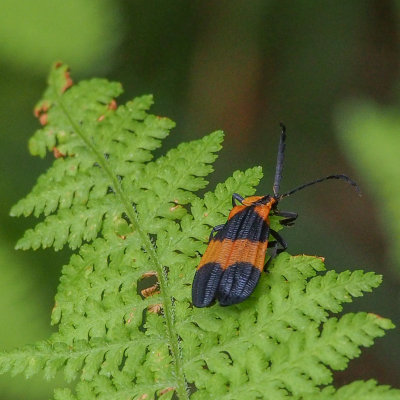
left=34, top=102, right=50, bottom=119
left=148, top=303, right=163, bottom=314
left=53, top=147, right=65, bottom=158
left=62, top=70, right=73, bottom=93
left=125, top=312, right=134, bottom=324
left=108, top=99, right=117, bottom=110
left=368, top=312, right=383, bottom=319
left=293, top=254, right=325, bottom=262
left=39, top=113, right=48, bottom=126
left=170, top=204, right=180, bottom=212
left=159, top=387, right=174, bottom=396
left=34, top=102, right=50, bottom=126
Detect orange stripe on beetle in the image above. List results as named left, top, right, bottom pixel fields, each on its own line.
left=198, top=239, right=269, bottom=272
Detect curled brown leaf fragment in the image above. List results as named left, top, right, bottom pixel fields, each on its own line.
left=141, top=283, right=160, bottom=298
left=34, top=101, right=50, bottom=126
left=140, top=271, right=158, bottom=279
left=148, top=303, right=163, bottom=314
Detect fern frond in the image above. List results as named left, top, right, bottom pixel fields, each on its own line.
left=4, top=63, right=397, bottom=399
left=11, top=66, right=173, bottom=251
left=262, top=313, right=392, bottom=397
left=11, top=164, right=109, bottom=218
left=310, top=380, right=400, bottom=399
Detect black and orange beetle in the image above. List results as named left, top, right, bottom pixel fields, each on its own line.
left=192, top=124, right=360, bottom=307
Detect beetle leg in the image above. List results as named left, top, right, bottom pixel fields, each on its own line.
left=274, top=210, right=298, bottom=226
left=208, top=224, right=225, bottom=242
left=232, top=193, right=244, bottom=207
left=265, top=241, right=279, bottom=269
left=269, top=229, right=288, bottom=253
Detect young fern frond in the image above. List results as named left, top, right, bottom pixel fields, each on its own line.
left=2, top=63, right=399, bottom=399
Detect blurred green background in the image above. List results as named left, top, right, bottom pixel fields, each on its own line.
left=1, top=1, right=399, bottom=398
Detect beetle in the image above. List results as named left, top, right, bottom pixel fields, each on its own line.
left=192, top=124, right=360, bottom=307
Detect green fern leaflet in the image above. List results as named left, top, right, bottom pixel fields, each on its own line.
left=2, top=63, right=399, bottom=399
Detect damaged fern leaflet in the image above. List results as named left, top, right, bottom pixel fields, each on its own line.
left=1, top=63, right=398, bottom=400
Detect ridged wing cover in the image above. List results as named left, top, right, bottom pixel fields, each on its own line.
left=192, top=199, right=274, bottom=307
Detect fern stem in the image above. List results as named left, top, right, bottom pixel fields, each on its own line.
left=53, top=85, right=189, bottom=399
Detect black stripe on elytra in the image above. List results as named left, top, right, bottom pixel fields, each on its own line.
left=217, top=262, right=261, bottom=306
left=213, top=207, right=270, bottom=243
left=192, top=262, right=223, bottom=308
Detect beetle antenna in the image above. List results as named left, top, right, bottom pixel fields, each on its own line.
left=280, top=174, right=361, bottom=199
left=273, top=123, right=287, bottom=197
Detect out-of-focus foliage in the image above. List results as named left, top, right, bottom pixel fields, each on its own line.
left=0, top=0, right=120, bottom=74
left=0, top=233, right=59, bottom=399
left=335, top=102, right=400, bottom=271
